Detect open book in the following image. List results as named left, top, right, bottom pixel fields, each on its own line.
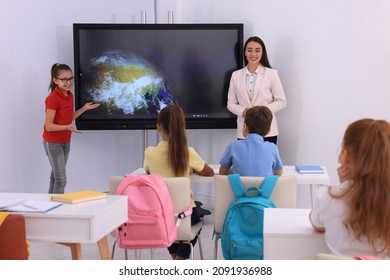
left=0, top=200, right=63, bottom=213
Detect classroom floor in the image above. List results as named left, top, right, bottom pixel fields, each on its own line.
left=28, top=212, right=224, bottom=260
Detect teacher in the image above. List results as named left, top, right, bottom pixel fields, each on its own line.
left=227, top=36, right=287, bottom=144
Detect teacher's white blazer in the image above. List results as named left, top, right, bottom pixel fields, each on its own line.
left=227, top=65, right=287, bottom=139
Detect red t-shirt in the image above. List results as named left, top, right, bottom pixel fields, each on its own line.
left=42, top=87, right=74, bottom=143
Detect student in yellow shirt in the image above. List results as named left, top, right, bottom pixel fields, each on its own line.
left=143, top=104, right=214, bottom=260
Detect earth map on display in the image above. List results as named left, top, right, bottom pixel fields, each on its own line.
left=84, top=49, right=176, bottom=116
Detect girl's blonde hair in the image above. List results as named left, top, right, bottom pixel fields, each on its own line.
left=158, top=105, right=189, bottom=177
left=332, top=118, right=390, bottom=255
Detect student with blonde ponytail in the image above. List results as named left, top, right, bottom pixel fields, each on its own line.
left=143, top=104, right=214, bottom=259
left=310, top=118, right=390, bottom=258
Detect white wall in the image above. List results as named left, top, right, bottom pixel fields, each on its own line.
left=181, top=0, right=390, bottom=207
left=0, top=0, right=156, bottom=193
left=1, top=1, right=389, bottom=207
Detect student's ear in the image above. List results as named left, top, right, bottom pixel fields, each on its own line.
left=339, top=148, right=351, bottom=167
left=242, top=122, right=249, bottom=135
left=343, top=150, right=351, bottom=166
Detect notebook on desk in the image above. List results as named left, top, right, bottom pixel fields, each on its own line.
left=51, top=190, right=107, bottom=204
left=295, top=165, right=325, bottom=174
left=0, top=200, right=62, bottom=213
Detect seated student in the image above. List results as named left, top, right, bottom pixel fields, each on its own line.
left=143, top=104, right=214, bottom=260
left=310, top=118, right=390, bottom=258
left=219, top=105, right=283, bottom=176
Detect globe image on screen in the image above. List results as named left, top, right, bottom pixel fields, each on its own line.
left=84, top=49, right=176, bottom=115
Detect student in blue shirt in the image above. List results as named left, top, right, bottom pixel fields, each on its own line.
left=219, top=106, right=283, bottom=176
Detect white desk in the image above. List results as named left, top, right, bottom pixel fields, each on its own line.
left=281, top=165, right=330, bottom=185
left=133, top=165, right=330, bottom=185
left=263, top=208, right=329, bottom=259
left=0, top=192, right=127, bottom=260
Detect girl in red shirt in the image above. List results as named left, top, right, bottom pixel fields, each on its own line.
left=43, top=63, right=100, bottom=194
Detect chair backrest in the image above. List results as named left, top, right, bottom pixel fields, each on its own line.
left=214, top=175, right=297, bottom=235
left=109, top=176, right=125, bottom=195
left=0, top=213, right=28, bottom=260
left=161, top=177, right=192, bottom=240
left=109, top=176, right=126, bottom=239
left=108, top=175, right=192, bottom=241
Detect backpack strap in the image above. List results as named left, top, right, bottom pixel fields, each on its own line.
left=228, top=174, right=246, bottom=198
left=174, top=202, right=193, bottom=227
left=260, top=175, right=279, bottom=198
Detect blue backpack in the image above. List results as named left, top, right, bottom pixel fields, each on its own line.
left=221, top=174, right=278, bottom=260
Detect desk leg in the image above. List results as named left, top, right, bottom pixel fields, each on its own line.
left=310, top=184, right=313, bottom=207
left=97, top=236, right=111, bottom=260
left=310, top=184, right=323, bottom=208
left=59, top=243, right=83, bottom=260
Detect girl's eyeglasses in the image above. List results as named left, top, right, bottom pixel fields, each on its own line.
left=56, top=76, right=74, bottom=83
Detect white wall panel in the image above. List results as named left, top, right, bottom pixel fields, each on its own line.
left=1, top=0, right=389, bottom=208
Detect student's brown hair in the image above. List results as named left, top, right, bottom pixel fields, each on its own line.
left=331, top=118, right=390, bottom=255
left=244, top=106, right=273, bottom=136
left=158, top=105, right=189, bottom=176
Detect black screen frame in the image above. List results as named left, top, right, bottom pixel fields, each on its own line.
left=73, top=23, right=243, bottom=130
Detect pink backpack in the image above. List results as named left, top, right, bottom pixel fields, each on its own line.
left=115, top=174, right=191, bottom=249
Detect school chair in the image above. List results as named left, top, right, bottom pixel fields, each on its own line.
left=213, top=175, right=297, bottom=260
left=109, top=175, right=204, bottom=260
left=0, top=213, right=29, bottom=260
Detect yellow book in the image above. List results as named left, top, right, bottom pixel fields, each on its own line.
left=51, top=190, right=107, bottom=204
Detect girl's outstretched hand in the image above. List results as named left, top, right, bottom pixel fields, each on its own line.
left=84, top=102, right=100, bottom=111
left=68, top=124, right=81, bottom=134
